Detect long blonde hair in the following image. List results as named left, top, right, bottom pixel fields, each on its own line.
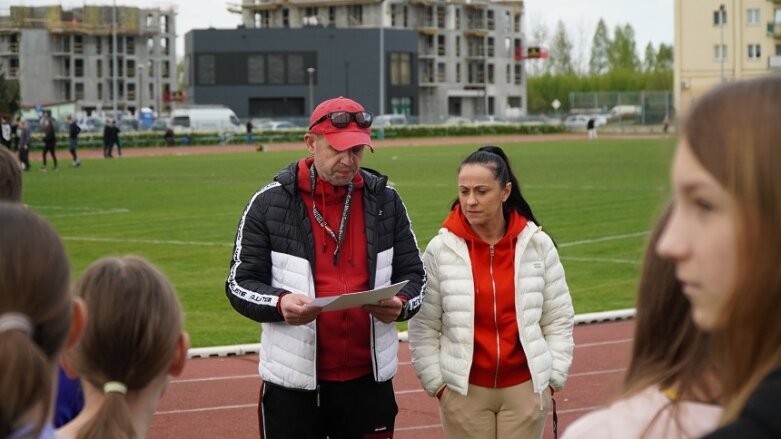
left=67, top=256, right=183, bottom=439
left=682, top=75, right=781, bottom=422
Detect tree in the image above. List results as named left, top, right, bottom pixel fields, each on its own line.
left=589, top=19, right=610, bottom=75
left=548, top=20, right=574, bottom=75
left=0, top=73, right=21, bottom=116
left=643, top=42, right=657, bottom=72
left=607, top=24, right=639, bottom=72
left=656, top=43, right=674, bottom=71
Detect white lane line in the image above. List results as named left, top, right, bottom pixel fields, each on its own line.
left=561, top=256, right=639, bottom=265
left=559, top=231, right=649, bottom=248
left=555, top=405, right=603, bottom=415
left=156, top=404, right=256, bottom=415
left=171, top=374, right=257, bottom=384
left=48, top=208, right=130, bottom=219
left=576, top=338, right=633, bottom=348
left=62, top=236, right=232, bottom=247
left=569, top=368, right=626, bottom=378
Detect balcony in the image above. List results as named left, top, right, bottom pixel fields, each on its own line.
left=769, top=55, right=781, bottom=70
left=767, top=21, right=781, bottom=38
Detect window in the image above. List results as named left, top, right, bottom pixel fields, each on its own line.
left=283, top=9, right=290, bottom=27
left=348, top=5, right=362, bottom=25
left=390, top=52, right=411, bottom=85
left=505, top=64, right=510, bottom=83
left=487, top=37, right=494, bottom=57
left=97, top=59, right=102, bottom=78
left=287, top=54, right=305, bottom=84
left=74, top=35, right=83, bottom=54
left=437, top=35, right=446, bottom=56
left=436, top=6, right=446, bottom=28
left=391, top=4, right=397, bottom=27
left=75, top=59, right=84, bottom=77
left=97, top=83, right=103, bottom=100
left=487, top=63, right=494, bottom=84
left=455, top=36, right=461, bottom=57
left=748, top=43, right=761, bottom=59
left=126, top=36, right=135, bottom=55
left=714, top=44, right=727, bottom=60
left=390, top=97, right=411, bottom=115
left=161, top=38, right=169, bottom=56
left=75, top=83, right=84, bottom=100
left=514, top=14, right=521, bottom=32
left=455, top=62, right=461, bottom=83
left=248, top=55, right=265, bottom=84
left=437, top=62, right=446, bottom=82
left=256, top=11, right=270, bottom=28
left=96, top=37, right=102, bottom=54
left=162, top=60, right=170, bottom=78
left=487, top=10, right=495, bottom=30
left=329, top=7, right=336, bottom=25
left=304, top=7, right=318, bottom=26
left=268, top=54, right=285, bottom=83
left=455, top=8, right=460, bottom=29
left=714, top=8, right=726, bottom=26
left=747, top=9, right=760, bottom=25
left=514, top=64, right=522, bottom=85
left=198, top=55, right=216, bottom=85
left=403, top=6, right=408, bottom=27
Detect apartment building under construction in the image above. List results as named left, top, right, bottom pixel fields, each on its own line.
left=0, top=4, right=177, bottom=115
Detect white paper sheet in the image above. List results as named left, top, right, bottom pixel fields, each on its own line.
left=306, top=280, right=409, bottom=312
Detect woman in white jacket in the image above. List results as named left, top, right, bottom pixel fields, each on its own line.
left=409, top=146, right=574, bottom=439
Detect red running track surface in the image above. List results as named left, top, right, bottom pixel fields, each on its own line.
left=149, top=320, right=634, bottom=439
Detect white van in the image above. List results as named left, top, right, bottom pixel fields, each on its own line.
left=169, top=106, right=242, bottom=133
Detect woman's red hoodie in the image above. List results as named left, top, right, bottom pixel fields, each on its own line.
left=442, top=205, right=532, bottom=388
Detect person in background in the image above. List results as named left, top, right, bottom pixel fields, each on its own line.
left=246, top=119, right=254, bottom=145
left=67, top=116, right=81, bottom=168
left=102, top=119, right=113, bottom=158
left=11, top=117, right=20, bottom=151
left=0, top=115, right=11, bottom=149
left=16, top=119, right=31, bottom=171
left=657, top=75, right=781, bottom=438
left=587, top=117, right=597, bottom=140
left=226, top=96, right=426, bottom=438
left=562, top=206, right=722, bottom=439
left=409, top=146, right=574, bottom=439
left=58, top=256, right=189, bottom=439
left=40, top=117, right=58, bottom=171
left=0, top=202, right=86, bottom=439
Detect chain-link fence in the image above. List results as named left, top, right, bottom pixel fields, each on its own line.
left=568, top=91, right=674, bottom=125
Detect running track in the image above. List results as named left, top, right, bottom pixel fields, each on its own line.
left=148, top=319, right=634, bottom=438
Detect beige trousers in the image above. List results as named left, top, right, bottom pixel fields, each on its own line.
left=438, top=381, right=551, bottom=439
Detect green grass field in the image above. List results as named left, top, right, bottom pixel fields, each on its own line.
left=21, top=137, right=675, bottom=347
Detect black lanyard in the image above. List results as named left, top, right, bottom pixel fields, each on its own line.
left=309, top=164, right=354, bottom=265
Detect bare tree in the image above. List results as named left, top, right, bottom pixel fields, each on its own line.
left=525, top=15, right=549, bottom=77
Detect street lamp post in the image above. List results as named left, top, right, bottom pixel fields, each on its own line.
left=307, top=67, right=316, bottom=113
left=138, top=65, right=144, bottom=109
left=112, top=0, right=118, bottom=118
left=378, top=0, right=385, bottom=116
left=719, top=4, right=726, bottom=83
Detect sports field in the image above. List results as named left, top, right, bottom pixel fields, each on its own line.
left=22, top=137, right=674, bottom=347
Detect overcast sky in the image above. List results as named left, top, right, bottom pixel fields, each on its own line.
left=8, top=0, right=674, bottom=64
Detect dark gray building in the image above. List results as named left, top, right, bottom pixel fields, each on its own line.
left=184, top=27, right=418, bottom=120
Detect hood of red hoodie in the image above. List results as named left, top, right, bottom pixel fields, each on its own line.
left=443, top=204, right=527, bottom=246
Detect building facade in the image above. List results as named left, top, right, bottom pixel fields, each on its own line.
left=0, top=4, right=177, bottom=115
left=675, top=0, right=781, bottom=115
left=184, top=27, right=418, bottom=121
left=192, top=0, right=525, bottom=123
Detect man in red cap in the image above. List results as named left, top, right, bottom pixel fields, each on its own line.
left=226, top=96, right=426, bottom=438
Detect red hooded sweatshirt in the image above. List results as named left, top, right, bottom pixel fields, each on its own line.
left=442, top=205, right=532, bottom=388
left=296, top=158, right=372, bottom=382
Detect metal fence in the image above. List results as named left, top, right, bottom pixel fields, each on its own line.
left=568, top=91, right=674, bottom=125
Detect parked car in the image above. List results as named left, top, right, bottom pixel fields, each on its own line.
left=169, top=106, right=242, bottom=133
left=77, top=116, right=105, bottom=133
left=374, top=114, right=409, bottom=127
left=563, top=114, right=607, bottom=130
left=443, top=116, right=473, bottom=126
left=255, top=120, right=296, bottom=131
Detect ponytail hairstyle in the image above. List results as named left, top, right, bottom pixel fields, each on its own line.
left=0, top=202, right=72, bottom=438
left=452, top=145, right=543, bottom=228
left=67, top=256, right=184, bottom=439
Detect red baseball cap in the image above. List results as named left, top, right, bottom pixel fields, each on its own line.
left=308, top=96, right=373, bottom=151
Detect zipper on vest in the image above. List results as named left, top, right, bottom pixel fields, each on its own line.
left=490, top=245, right=501, bottom=388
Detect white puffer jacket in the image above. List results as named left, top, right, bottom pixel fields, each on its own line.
left=409, top=222, right=574, bottom=397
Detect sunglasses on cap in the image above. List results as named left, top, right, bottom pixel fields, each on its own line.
left=309, top=111, right=373, bottom=130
